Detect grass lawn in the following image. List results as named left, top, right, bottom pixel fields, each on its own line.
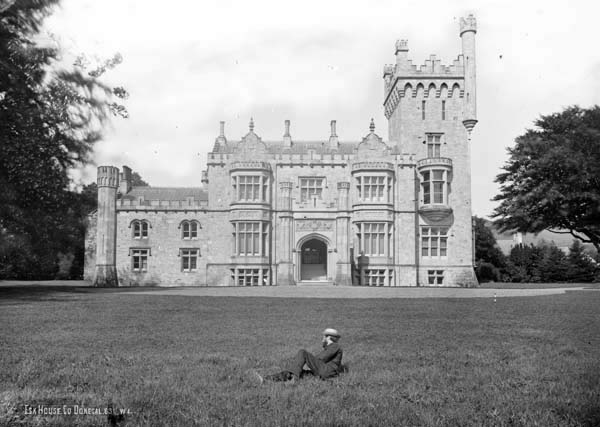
left=1, top=286, right=599, bottom=426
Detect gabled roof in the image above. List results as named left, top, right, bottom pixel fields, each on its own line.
left=121, top=186, right=208, bottom=201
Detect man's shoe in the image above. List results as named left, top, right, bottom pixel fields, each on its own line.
left=265, top=371, right=294, bottom=382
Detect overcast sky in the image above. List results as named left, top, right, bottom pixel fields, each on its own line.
left=44, top=0, right=600, bottom=218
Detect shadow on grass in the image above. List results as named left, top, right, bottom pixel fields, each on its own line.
left=479, top=282, right=600, bottom=289
left=0, top=285, right=167, bottom=304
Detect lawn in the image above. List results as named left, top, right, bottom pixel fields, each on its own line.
left=1, top=286, right=599, bottom=426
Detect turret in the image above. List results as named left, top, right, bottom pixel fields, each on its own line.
left=460, top=14, right=477, bottom=132
left=395, top=39, right=408, bottom=63
left=94, top=166, right=119, bottom=287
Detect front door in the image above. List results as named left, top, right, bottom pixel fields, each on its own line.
left=300, top=238, right=327, bottom=281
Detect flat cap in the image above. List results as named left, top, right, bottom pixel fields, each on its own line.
left=323, top=328, right=341, bottom=338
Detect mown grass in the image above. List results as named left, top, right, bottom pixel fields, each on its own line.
left=1, top=286, right=599, bottom=426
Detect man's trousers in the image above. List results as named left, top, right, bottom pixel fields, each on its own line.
left=285, top=349, right=337, bottom=379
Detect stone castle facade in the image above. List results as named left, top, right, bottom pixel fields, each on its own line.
left=85, top=15, right=479, bottom=287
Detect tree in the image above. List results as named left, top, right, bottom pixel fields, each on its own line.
left=505, top=244, right=543, bottom=283
left=0, top=1, right=127, bottom=279
left=493, top=106, right=600, bottom=253
left=473, top=217, right=506, bottom=267
left=131, top=171, right=149, bottom=187
left=537, top=243, right=569, bottom=283
left=566, top=240, right=598, bottom=282
left=473, top=216, right=506, bottom=282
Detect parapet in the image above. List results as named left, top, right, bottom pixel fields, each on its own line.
left=460, top=14, right=477, bottom=35
left=97, top=166, right=119, bottom=188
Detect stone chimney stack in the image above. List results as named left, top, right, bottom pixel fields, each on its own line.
left=119, top=165, right=132, bottom=195
left=213, top=120, right=227, bottom=150
left=283, top=119, right=292, bottom=148
left=329, top=120, right=339, bottom=149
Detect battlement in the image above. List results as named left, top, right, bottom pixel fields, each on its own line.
left=383, top=15, right=476, bottom=122
left=207, top=151, right=417, bottom=166
left=391, top=55, right=465, bottom=77
left=117, top=198, right=208, bottom=210
left=460, top=14, right=477, bottom=35
left=97, top=166, right=119, bottom=188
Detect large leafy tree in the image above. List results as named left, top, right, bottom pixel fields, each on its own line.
left=473, top=216, right=506, bottom=268
left=493, top=106, right=600, bottom=252
left=0, top=1, right=126, bottom=278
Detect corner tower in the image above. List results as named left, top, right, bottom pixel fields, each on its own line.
left=383, top=15, right=478, bottom=287
left=93, top=166, right=119, bottom=287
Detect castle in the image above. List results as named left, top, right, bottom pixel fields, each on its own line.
left=85, top=15, right=479, bottom=287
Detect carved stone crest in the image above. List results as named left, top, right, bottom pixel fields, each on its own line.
left=296, top=220, right=333, bottom=231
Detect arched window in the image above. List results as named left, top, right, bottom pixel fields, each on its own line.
left=180, top=220, right=200, bottom=239
left=427, top=83, right=436, bottom=98
left=451, top=83, right=461, bottom=99
left=131, top=220, right=150, bottom=239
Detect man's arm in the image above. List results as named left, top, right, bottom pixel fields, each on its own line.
left=316, top=343, right=340, bottom=363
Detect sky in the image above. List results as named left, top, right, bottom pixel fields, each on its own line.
left=43, top=0, right=600, bottom=218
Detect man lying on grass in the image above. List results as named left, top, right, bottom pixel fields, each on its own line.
left=263, top=328, right=343, bottom=382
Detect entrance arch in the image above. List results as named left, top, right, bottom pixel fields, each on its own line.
left=299, top=237, right=328, bottom=281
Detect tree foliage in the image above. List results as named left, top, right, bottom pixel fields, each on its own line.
left=502, top=241, right=598, bottom=283
left=131, top=171, right=149, bottom=187
left=473, top=216, right=506, bottom=282
left=0, top=1, right=126, bottom=279
left=493, top=106, right=600, bottom=252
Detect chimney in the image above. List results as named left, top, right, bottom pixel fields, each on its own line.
left=283, top=119, right=292, bottom=147
left=329, top=120, right=339, bottom=149
left=119, top=165, right=132, bottom=194
left=213, top=120, right=227, bottom=150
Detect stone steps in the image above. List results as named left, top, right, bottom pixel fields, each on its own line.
left=297, top=281, right=333, bottom=287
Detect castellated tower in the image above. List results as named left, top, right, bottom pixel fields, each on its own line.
left=383, top=14, right=478, bottom=286
left=93, top=166, right=119, bottom=287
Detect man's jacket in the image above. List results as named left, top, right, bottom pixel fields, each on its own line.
left=316, top=342, right=343, bottom=374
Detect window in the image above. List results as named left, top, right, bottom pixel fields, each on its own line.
left=180, top=249, right=199, bottom=272
left=300, top=178, right=324, bottom=202
left=421, top=170, right=446, bottom=204
left=363, top=269, right=394, bottom=286
left=234, top=222, right=268, bottom=256
left=428, top=270, right=444, bottom=285
left=356, top=175, right=391, bottom=202
left=426, top=134, right=441, bottom=158
left=421, top=227, right=448, bottom=258
left=132, top=220, right=149, bottom=238
left=422, top=100, right=426, bottom=120
left=358, top=223, right=390, bottom=256
left=131, top=249, right=149, bottom=272
left=231, top=268, right=269, bottom=286
left=233, top=175, right=266, bottom=202
left=441, top=100, right=446, bottom=120
left=181, top=221, right=199, bottom=239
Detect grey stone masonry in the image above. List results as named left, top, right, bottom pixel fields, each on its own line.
left=84, top=16, right=478, bottom=287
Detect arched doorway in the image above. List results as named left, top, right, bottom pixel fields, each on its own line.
left=300, top=238, right=328, bottom=281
